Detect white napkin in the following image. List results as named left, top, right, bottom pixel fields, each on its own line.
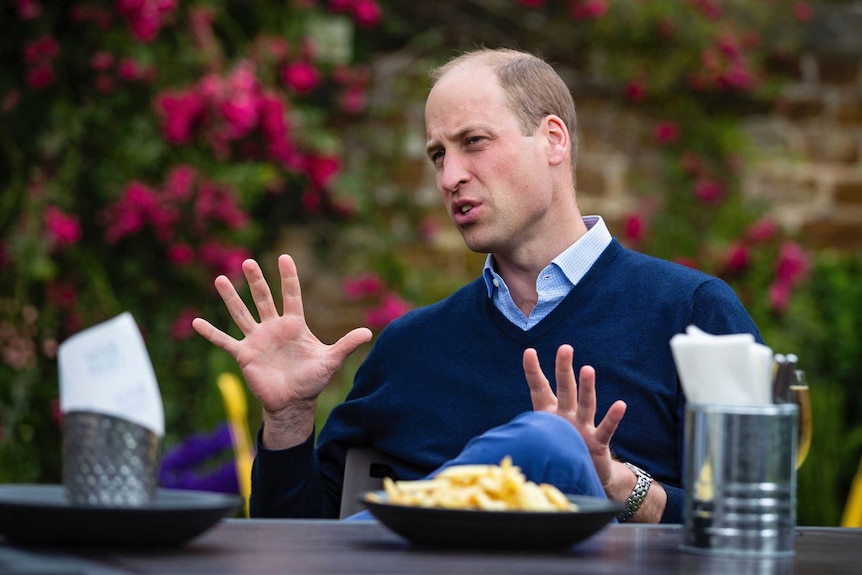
left=58, top=312, right=164, bottom=436
left=670, top=325, right=773, bottom=406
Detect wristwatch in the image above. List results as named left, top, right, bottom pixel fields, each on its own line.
left=617, top=462, right=653, bottom=522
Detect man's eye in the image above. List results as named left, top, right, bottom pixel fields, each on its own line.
left=431, top=150, right=444, bottom=163
left=466, top=136, right=483, bottom=145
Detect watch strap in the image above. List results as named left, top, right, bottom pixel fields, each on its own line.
left=617, top=462, right=653, bottom=522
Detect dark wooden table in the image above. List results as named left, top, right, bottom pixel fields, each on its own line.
left=2, top=520, right=861, bottom=574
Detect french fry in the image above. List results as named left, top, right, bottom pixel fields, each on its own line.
left=373, top=456, right=578, bottom=512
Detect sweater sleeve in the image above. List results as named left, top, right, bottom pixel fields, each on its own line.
left=661, top=484, right=685, bottom=523
left=655, top=276, right=761, bottom=525
left=689, top=278, right=763, bottom=342
left=248, top=427, right=341, bottom=518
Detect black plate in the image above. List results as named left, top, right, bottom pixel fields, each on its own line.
left=0, top=485, right=242, bottom=547
left=360, top=491, right=624, bottom=550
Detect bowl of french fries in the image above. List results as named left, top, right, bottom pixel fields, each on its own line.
left=361, top=457, right=624, bottom=550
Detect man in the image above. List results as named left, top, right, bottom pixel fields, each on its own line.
left=193, top=48, right=761, bottom=523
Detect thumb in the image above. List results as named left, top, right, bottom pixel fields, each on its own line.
left=329, top=327, right=373, bottom=363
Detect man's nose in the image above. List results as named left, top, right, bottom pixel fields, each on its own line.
left=439, top=153, right=470, bottom=194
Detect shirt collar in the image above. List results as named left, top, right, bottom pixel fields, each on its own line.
left=482, top=215, right=612, bottom=297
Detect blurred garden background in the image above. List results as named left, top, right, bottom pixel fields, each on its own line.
left=2, top=0, right=862, bottom=525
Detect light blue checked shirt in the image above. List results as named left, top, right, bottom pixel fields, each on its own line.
left=482, top=216, right=613, bottom=330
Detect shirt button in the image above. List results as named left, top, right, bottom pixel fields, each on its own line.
left=492, top=279, right=500, bottom=287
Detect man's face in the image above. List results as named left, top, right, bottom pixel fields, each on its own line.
left=424, top=65, right=559, bottom=259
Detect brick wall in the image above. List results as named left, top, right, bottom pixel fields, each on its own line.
left=575, top=3, right=862, bottom=252
left=742, top=3, right=862, bottom=251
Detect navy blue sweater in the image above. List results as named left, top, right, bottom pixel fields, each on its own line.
left=251, top=240, right=761, bottom=522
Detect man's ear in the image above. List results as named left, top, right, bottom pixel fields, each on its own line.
left=543, top=115, right=569, bottom=166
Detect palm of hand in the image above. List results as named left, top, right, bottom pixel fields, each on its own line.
left=192, top=255, right=373, bottom=420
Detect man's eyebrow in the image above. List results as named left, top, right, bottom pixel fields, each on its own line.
left=425, top=139, right=441, bottom=158
left=425, top=126, right=487, bottom=157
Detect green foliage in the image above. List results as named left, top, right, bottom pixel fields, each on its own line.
left=790, top=252, right=862, bottom=524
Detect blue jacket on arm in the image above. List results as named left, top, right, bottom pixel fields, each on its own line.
left=250, top=239, right=762, bottom=523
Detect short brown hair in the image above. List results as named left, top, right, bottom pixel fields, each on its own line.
left=430, top=48, right=579, bottom=172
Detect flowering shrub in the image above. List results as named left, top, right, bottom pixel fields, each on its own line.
left=0, top=0, right=384, bottom=482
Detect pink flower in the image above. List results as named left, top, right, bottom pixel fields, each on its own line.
left=694, top=177, right=724, bottom=204
left=569, top=0, right=609, bottom=21
left=198, top=243, right=250, bottom=278
left=716, top=33, right=740, bottom=60
left=775, top=241, right=809, bottom=287
left=117, top=58, right=155, bottom=82
left=25, top=64, right=55, bottom=89
left=793, top=2, right=813, bottom=22
left=47, top=281, right=77, bottom=309
left=625, top=78, right=647, bottom=102
left=258, top=92, right=290, bottom=139
left=746, top=218, right=779, bottom=243
left=170, top=308, right=199, bottom=340
left=90, top=51, right=115, bottom=71
left=768, top=280, right=791, bottom=314
left=103, top=181, right=159, bottom=243
left=156, top=89, right=205, bottom=144
left=365, top=292, right=412, bottom=329
left=94, top=74, right=116, bottom=94
left=719, top=63, right=756, bottom=91
left=623, top=213, right=645, bottom=244
left=148, top=202, right=179, bottom=242
left=164, top=164, right=197, bottom=200
left=118, top=58, right=140, bottom=79
left=653, top=121, right=680, bottom=145
left=301, top=188, right=322, bottom=212
left=23, top=36, right=59, bottom=64
left=195, top=181, right=249, bottom=229
left=117, top=0, right=178, bottom=43
left=343, top=273, right=384, bottom=300
left=281, top=61, right=321, bottom=94
left=722, top=243, right=750, bottom=275
left=329, top=0, right=352, bottom=13
left=352, top=0, right=381, bottom=27
left=305, top=154, right=340, bottom=188
left=260, top=36, right=289, bottom=61
left=189, top=6, right=218, bottom=55
left=338, top=85, right=367, bottom=114
left=44, top=206, right=81, bottom=250
left=168, top=243, right=195, bottom=265
left=16, top=0, right=42, bottom=20
left=689, top=0, right=722, bottom=20
left=220, top=96, right=259, bottom=140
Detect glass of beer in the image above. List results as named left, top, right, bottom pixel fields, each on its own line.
left=791, top=370, right=812, bottom=469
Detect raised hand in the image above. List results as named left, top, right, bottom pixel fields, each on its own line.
left=523, top=344, right=626, bottom=487
left=192, top=254, right=373, bottom=449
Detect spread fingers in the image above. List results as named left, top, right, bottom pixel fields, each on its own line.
left=214, top=274, right=259, bottom=334
left=243, top=259, right=279, bottom=321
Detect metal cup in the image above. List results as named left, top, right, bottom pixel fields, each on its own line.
left=681, top=402, right=798, bottom=558
left=63, top=411, right=161, bottom=507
